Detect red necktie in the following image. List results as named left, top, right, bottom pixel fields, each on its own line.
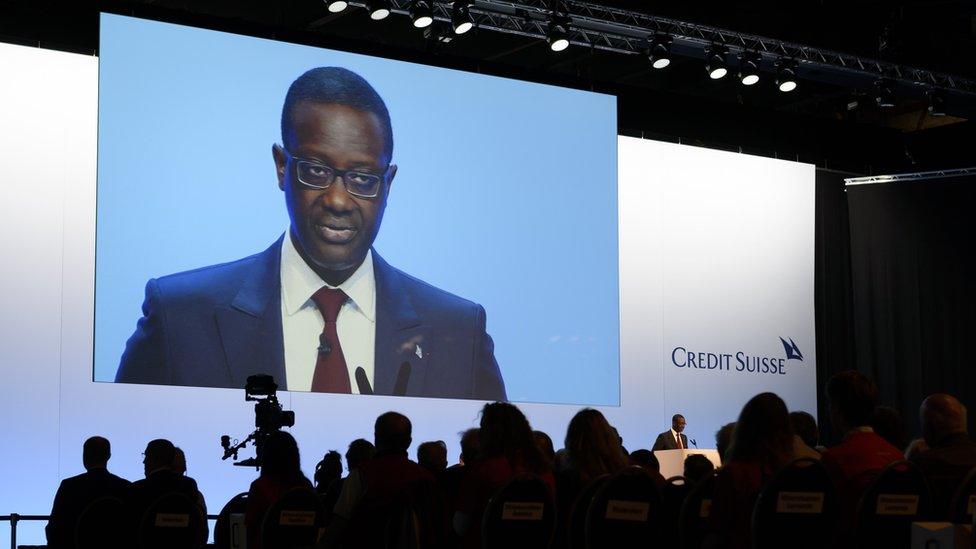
left=677, top=434, right=683, bottom=450
left=310, top=287, right=351, bottom=393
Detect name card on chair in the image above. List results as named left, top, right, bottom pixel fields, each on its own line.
left=154, top=513, right=190, bottom=527
left=501, top=502, right=545, bottom=520
left=876, top=494, right=919, bottom=515
left=279, top=510, right=316, bottom=526
left=699, top=499, right=712, bottom=518
left=605, top=500, right=650, bottom=521
left=775, top=491, right=825, bottom=514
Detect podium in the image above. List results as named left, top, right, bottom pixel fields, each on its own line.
left=653, top=449, right=722, bottom=479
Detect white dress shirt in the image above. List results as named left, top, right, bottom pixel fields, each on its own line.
left=280, top=233, right=376, bottom=393
left=671, top=428, right=684, bottom=449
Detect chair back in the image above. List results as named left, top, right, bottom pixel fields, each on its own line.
left=855, top=460, right=932, bottom=549
left=260, top=487, right=326, bottom=549
left=751, top=458, right=838, bottom=549
left=213, top=492, right=248, bottom=549
left=137, top=492, right=205, bottom=549
left=948, top=466, right=976, bottom=525
left=584, top=466, right=664, bottom=549
left=567, top=475, right=610, bottom=549
left=75, top=495, right=127, bottom=549
left=385, top=476, right=447, bottom=549
left=679, top=473, right=716, bottom=549
left=482, top=473, right=555, bottom=549
left=662, top=476, right=691, bottom=548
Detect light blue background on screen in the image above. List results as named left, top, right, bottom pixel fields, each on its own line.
left=95, top=14, right=619, bottom=405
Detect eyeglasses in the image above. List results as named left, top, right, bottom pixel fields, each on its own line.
left=279, top=146, right=389, bottom=199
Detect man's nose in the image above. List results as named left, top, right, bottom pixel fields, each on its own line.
left=319, top=177, right=355, bottom=212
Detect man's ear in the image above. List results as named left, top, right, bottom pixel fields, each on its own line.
left=385, top=164, right=398, bottom=194
left=272, top=144, right=287, bottom=191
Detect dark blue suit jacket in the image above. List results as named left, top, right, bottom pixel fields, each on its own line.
left=115, top=238, right=507, bottom=400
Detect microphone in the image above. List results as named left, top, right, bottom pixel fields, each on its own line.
left=690, top=438, right=698, bottom=448
left=393, top=361, right=412, bottom=396
left=355, top=367, right=373, bottom=395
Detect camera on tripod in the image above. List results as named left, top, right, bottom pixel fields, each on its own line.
left=220, top=374, right=296, bottom=468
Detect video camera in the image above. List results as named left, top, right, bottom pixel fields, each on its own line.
left=220, top=374, right=296, bottom=468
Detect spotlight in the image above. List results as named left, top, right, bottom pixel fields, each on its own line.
left=452, top=1, right=474, bottom=34
left=739, top=52, right=761, bottom=86
left=927, top=89, right=946, bottom=117
left=705, top=46, right=728, bottom=79
left=776, top=60, right=797, bottom=92
left=324, top=0, right=348, bottom=13
left=875, top=79, right=895, bottom=108
left=366, top=0, right=391, bottom=20
left=410, top=0, right=433, bottom=28
left=548, top=17, right=570, bottom=52
left=646, top=35, right=672, bottom=69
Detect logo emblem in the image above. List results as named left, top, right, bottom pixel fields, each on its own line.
left=779, top=337, right=803, bottom=361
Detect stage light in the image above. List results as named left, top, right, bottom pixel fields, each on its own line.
left=646, top=35, right=672, bottom=69
left=739, top=52, right=761, bottom=86
left=927, top=89, right=946, bottom=117
left=410, top=0, right=434, bottom=28
left=325, top=0, right=348, bottom=13
left=366, top=0, right=391, bottom=20
left=452, top=1, right=474, bottom=34
left=875, top=79, right=895, bottom=108
left=548, top=17, right=570, bottom=52
left=705, top=46, right=728, bottom=79
left=776, top=60, right=797, bottom=92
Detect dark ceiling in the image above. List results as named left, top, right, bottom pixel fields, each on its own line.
left=2, top=0, right=974, bottom=173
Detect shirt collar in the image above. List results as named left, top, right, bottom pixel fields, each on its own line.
left=280, top=231, right=376, bottom=322
left=671, top=428, right=680, bottom=438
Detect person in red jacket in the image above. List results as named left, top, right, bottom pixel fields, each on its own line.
left=454, top=402, right=555, bottom=549
left=320, top=412, right=438, bottom=549
left=245, top=431, right=314, bottom=549
left=820, top=371, right=903, bottom=543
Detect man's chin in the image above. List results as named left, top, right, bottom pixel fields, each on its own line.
left=308, top=250, right=368, bottom=274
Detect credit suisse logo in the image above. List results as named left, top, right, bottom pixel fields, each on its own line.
left=670, top=337, right=804, bottom=375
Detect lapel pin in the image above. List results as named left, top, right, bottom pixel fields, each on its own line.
left=415, top=344, right=423, bottom=359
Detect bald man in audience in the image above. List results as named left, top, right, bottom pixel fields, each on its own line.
left=910, top=393, right=976, bottom=519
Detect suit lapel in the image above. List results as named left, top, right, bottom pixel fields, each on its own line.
left=215, top=238, right=286, bottom=388
left=372, top=251, right=429, bottom=396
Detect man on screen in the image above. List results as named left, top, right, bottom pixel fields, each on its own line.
left=115, top=67, right=506, bottom=400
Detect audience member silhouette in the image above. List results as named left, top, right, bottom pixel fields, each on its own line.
left=322, top=439, right=375, bottom=525
left=706, top=392, right=794, bottom=549
left=871, top=405, right=908, bottom=451
left=171, top=445, right=209, bottom=539
left=418, top=440, right=449, bottom=475
left=46, top=436, right=130, bottom=549
left=314, top=450, right=343, bottom=495
left=126, top=439, right=206, bottom=544
left=442, top=428, right=479, bottom=514
left=789, top=411, right=821, bottom=460
left=910, top=393, right=976, bottom=519
left=555, top=408, right=630, bottom=549
left=820, top=370, right=902, bottom=539
left=245, top=431, right=313, bottom=549
left=534, top=430, right=556, bottom=463
left=455, top=402, right=554, bottom=549
left=322, top=411, right=436, bottom=549
left=684, top=453, right=716, bottom=484
left=715, top=422, right=736, bottom=465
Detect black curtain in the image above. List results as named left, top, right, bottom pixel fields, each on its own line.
left=814, top=169, right=858, bottom=444
left=843, top=174, right=976, bottom=440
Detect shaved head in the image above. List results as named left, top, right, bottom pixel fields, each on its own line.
left=920, top=393, right=968, bottom=445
